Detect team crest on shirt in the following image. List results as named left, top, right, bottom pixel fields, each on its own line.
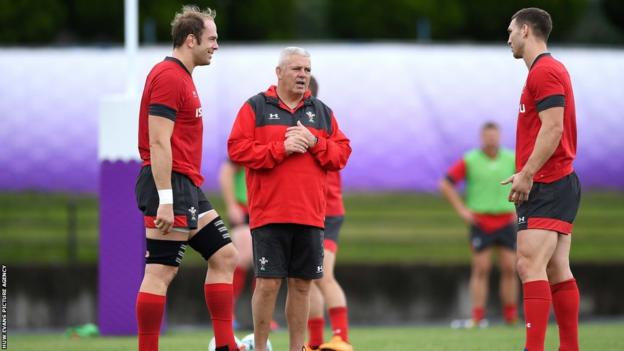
left=306, top=111, right=316, bottom=123
left=188, top=206, right=197, bottom=221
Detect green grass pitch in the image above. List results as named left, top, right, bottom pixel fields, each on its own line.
left=9, top=322, right=624, bottom=351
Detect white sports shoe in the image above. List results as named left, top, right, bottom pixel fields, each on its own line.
left=450, top=318, right=489, bottom=329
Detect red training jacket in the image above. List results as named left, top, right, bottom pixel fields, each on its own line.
left=227, top=86, right=351, bottom=229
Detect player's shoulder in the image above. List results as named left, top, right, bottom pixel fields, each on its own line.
left=246, top=91, right=270, bottom=110
left=464, top=148, right=482, bottom=160
left=499, top=148, right=515, bottom=160
left=530, top=55, right=567, bottom=78
left=151, top=59, right=186, bottom=81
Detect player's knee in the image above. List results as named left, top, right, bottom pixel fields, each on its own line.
left=317, top=273, right=337, bottom=289
left=500, top=260, right=516, bottom=276
left=288, top=278, right=311, bottom=295
left=144, top=264, right=179, bottom=287
left=501, top=265, right=516, bottom=277
left=309, top=283, right=323, bottom=299
left=546, top=256, right=570, bottom=279
left=472, top=267, right=490, bottom=280
left=255, top=278, right=281, bottom=296
left=516, top=256, right=533, bottom=281
left=208, top=243, right=239, bottom=272
left=472, top=260, right=491, bottom=276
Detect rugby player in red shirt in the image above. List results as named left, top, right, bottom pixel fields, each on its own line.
left=305, top=77, right=353, bottom=351
left=135, top=6, right=241, bottom=351
left=504, top=8, right=581, bottom=351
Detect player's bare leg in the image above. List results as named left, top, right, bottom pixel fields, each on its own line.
left=253, top=277, right=282, bottom=351
left=546, top=234, right=573, bottom=284
left=231, top=224, right=253, bottom=268
left=309, top=283, right=325, bottom=319
left=498, top=247, right=518, bottom=324
left=470, top=248, right=492, bottom=325
left=517, top=229, right=558, bottom=282
left=316, top=250, right=346, bottom=308
left=286, top=278, right=312, bottom=351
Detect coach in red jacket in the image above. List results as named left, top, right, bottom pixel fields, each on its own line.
left=227, top=47, right=351, bottom=351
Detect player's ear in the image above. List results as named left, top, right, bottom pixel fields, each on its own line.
left=186, top=34, right=196, bottom=48
left=522, top=23, right=529, bottom=38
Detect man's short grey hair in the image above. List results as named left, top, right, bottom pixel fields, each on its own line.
left=278, top=47, right=310, bottom=67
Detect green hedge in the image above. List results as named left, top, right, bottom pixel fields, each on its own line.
left=0, top=0, right=66, bottom=44
left=2, top=191, right=624, bottom=265
left=1, top=0, right=616, bottom=45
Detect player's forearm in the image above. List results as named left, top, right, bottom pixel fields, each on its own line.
left=228, top=139, right=287, bottom=170
left=309, top=136, right=351, bottom=171
left=521, top=122, right=562, bottom=177
left=150, top=141, right=173, bottom=190
left=219, top=164, right=238, bottom=208
left=439, top=179, right=466, bottom=215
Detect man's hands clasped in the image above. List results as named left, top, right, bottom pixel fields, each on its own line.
left=284, top=121, right=317, bottom=155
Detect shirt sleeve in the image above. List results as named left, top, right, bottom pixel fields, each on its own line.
left=528, top=66, right=566, bottom=112
left=227, top=102, right=288, bottom=170
left=148, top=69, right=183, bottom=121
left=308, top=111, right=352, bottom=171
left=446, top=159, right=466, bottom=184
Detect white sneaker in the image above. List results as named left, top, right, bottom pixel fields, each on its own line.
left=450, top=318, right=489, bottom=329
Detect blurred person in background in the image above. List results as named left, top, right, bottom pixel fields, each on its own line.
left=504, top=7, right=581, bottom=351
left=305, top=76, right=353, bottom=351
left=135, top=6, right=241, bottom=351
left=219, top=159, right=251, bottom=329
left=219, top=159, right=279, bottom=331
left=440, top=122, right=518, bottom=328
left=228, top=47, right=351, bottom=351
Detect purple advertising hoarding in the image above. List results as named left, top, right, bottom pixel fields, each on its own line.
left=1, top=45, right=623, bottom=192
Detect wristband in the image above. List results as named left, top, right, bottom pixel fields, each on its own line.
left=158, top=189, right=173, bottom=205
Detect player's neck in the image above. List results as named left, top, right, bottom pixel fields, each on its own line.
left=276, top=86, right=303, bottom=109
left=523, top=42, right=548, bottom=69
left=483, top=146, right=499, bottom=159
left=171, top=51, right=195, bottom=74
